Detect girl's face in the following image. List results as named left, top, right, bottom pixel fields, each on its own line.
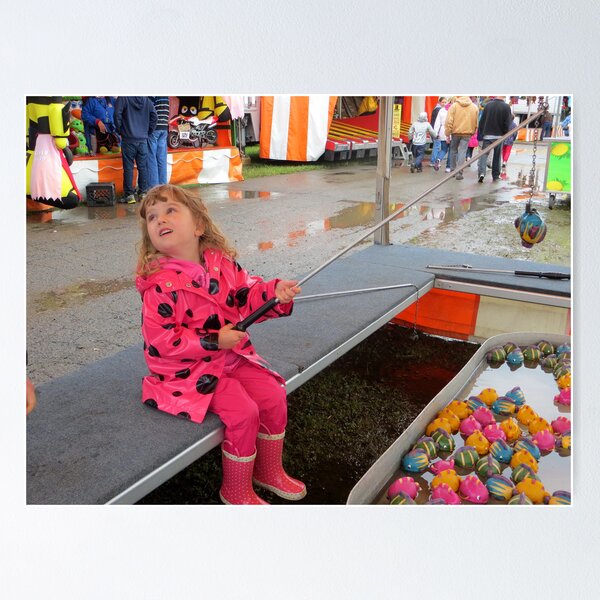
left=146, top=199, right=205, bottom=263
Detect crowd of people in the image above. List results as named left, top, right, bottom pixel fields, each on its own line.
left=408, top=96, right=572, bottom=183
left=81, top=96, right=170, bottom=203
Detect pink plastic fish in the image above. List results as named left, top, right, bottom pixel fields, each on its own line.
left=430, top=483, right=461, bottom=505
left=472, top=406, right=495, bottom=427
left=551, top=416, right=571, bottom=435
left=532, top=430, right=556, bottom=452
left=459, top=475, right=490, bottom=504
left=554, top=388, right=571, bottom=406
left=387, top=476, right=421, bottom=500
left=459, top=415, right=482, bottom=436
left=429, top=459, right=455, bottom=475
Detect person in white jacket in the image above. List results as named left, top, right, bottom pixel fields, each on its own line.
left=408, top=112, right=437, bottom=173
left=433, top=99, right=452, bottom=172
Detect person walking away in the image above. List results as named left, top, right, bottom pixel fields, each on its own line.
left=147, top=97, right=170, bottom=187
left=444, top=96, right=478, bottom=180
left=136, top=184, right=306, bottom=504
left=541, top=109, right=553, bottom=140
left=429, top=97, right=447, bottom=167
left=408, top=112, right=437, bottom=173
left=477, top=96, right=514, bottom=183
left=114, top=96, right=157, bottom=203
left=502, top=119, right=518, bottom=168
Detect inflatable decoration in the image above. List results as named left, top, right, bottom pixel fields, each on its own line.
left=503, top=342, right=518, bottom=354
left=472, top=406, right=495, bottom=427
left=459, top=475, right=489, bottom=504
left=505, top=386, right=526, bottom=406
left=514, top=208, right=547, bottom=248
left=510, top=449, right=538, bottom=472
left=432, top=428, right=455, bottom=453
left=478, top=388, right=498, bottom=406
left=522, top=345, right=542, bottom=361
left=511, top=463, right=540, bottom=484
left=466, top=431, right=490, bottom=455
left=554, top=388, right=571, bottom=407
left=437, top=408, right=461, bottom=433
left=528, top=416, right=552, bottom=435
left=486, top=475, right=516, bottom=501
left=401, top=448, right=429, bottom=473
left=429, top=458, right=455, bottom=475
left=476, top=455, right=502, bottom=478
left=516, top=405, right=538, bottom=426
left=431, top=469, right=461, bottom=492
left=541, top=355, right=558, bottom=369
left=492, top=397, right=517, bottom=416
left=514, top=438, right=541, bottom=461
left=548, top=490, right=571, bottom=505
left=430, top=483, right=461, bottom=505
left=532, top=430, right=556, bottom=452
left=557, top=373, right=571, bottom=390
left=414, top=436, right=438, bottom=460
left=390, top=491, right=416, bottom=505
left=508, top=492, right=533, bottom=505
left=515, top=478, right=549, bottom=504
left=489, top=439, right=514, bottom=463
left=482, top=423, right=507, bottom=444
left=556, top=433, right=571, bottom=451
left=500, top=418, right=521, bottom=443
left=537, top=341, right=555, bottom=356
left=453, top=446, right=479, bottom=469
left=426, top=417, right=454, bottom=437
left=387, top=476, right=421, bottom=501
left=486, top=346, right=506, bottom=363
left=446, top=400, right=471, bottom=420
left=26, top=96, right=80, bottom=209
left=466, top=396, right=486, bottom=412
left=506, top=348, right=525, bottom=366
left=459, top=415, right=482, bottom=437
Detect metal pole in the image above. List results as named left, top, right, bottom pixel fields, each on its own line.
left=296, top=106, right=547, bottom=287
left=375, top=96, right=393, bottom=245
left=295, top=283, right=414, bottom=302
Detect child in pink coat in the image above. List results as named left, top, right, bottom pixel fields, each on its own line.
left=136, top=184, right=306, bottom=504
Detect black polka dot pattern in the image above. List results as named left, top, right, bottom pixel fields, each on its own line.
left=170, top=291, right=178, bottom=303
left=148, top=344, right=160, bottom=357
left=144, top=399, right=158, bottom=408
left=173, top=391, right=182, bottom=397
left=242, top=340, right=252, bottom=349
left=200, top=334, right=219, bottom=351
left=202, top=356, right=212, bottom=362
left=203, top=314, right=221, bottom=330
left=196, top=374, right=218, bottom=394
left=158, top=303, right=173, bottom=318
left=235, top=287, right=250, bottom=307
left=181, top=358, right=194, bottom=363
left=186, top=308, right=194, bottom=318
left=262, top=291, right=268, bottom=301
left=155, top=285, right=162, bottom=293
left=209, top=279, right=220, bottom=295
left=173, top=338, right=181, bottom=347
left=234, top=261, right=243, bottom=272
left=162, top=323, right=175, bottom=330
left=175, top=368, right=191, bottom=379
left=177, top=411, right=191, bottom=420
left=226, top=294, right=235, bottom=307
left=191, top=280, right=201, bottom=288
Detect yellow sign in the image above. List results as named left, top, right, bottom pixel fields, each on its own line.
left=392, top=104, right=402, bottom=138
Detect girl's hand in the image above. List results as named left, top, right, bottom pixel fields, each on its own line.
left=218, top=323, right=247, bottom=349
left=275, top=280, right=301, bottom=304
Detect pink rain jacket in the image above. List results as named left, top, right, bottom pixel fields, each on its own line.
left=136, top=249, right=293, bottom=423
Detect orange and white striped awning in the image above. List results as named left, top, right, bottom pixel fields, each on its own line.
left=259, top=96, right=337, bottom=161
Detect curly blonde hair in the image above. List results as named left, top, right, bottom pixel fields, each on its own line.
left=137, top=184, right=238, bottom=276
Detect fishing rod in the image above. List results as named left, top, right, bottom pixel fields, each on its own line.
left=294, top=283, right=414, bottom=302
left=426, top=263, right=570, bottom=280
left=233, top=106, right=548, bottom=332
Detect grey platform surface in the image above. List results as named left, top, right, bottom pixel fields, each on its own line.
left=26, top=244, right=570, bottom=504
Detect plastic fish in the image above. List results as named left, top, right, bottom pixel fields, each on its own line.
left=430, top=483, right=461, bottom=505
left=387, top=476, right=421, bottom=500
left=486, top=475, right=516, bottom=501
left=548, top=490, right=571, bottom=505
left=466, top=431, right=490, bottom=456
left=476, top=455, right=502, bottom=479
left=554, top=363, right=571, bottom=380
left=459, top=415, right=482, bottom=436
left=429, top=458, right=455, bottom=475
left=510, top=449, right=539, bottom=472
left=492, top=396, right=517, bottom=416
left=446, top=400, right=471, bottom=420
left=515, top=478, right=549, bottom=504
left=401, top=448, right=430, bottom=473
left=466, top=396, right=486, bottom=412
left=503, top=342, right=519, bottom=354
left=477, top=388, right=498, bottom=406
left=459, top=475, right=489, bottom=504
left=557, top=373, right=571, bottom=390
left=514, top=438, right=541, bottom=461
left=532, top=430, right=556, bottom=452
left=504, top=386, right=526, bottom=406
left=556, top=433, right=571, bottom=451
left=390, top=491, right=416, bottom=505
left=556, top=343, right=571, bottom=355
left=540, top=354, right=558, bottom=369
left=500, top=418, right=521, bottom=442
left=516, top=405, right=538, bottom=426
left=522, top=345, right=542, bottom=361
left=437, top=408, right=461, bottom=433
left=486, top=346, right=506, bottom=363
left=472, top=406, right=495, bottom=427
left=528, top=416, right=552, bottom=435
left=508, top=492, right=533, bottom=505
left=425, top=497, right=447, bottom=505
left=431, top=469, right=461, bottom=492
left=483, top=422, right=507, bottom=444
left=536, top=340, right=555, bottom=356
left=432, top=428, right=455, bottom=453
left=511, top=463, right=540, bottom=484
left=426, top=417, right=454, bottom=437
left=506, top=348, right=524, bottom=365
left=414, top=436, right=438, bottom=460
left=453, top=446, right=479, bottom=469
left=554, top=388, right=571, bottom=406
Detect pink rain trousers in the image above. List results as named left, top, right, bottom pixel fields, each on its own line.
left=210, top=359, right=287, bottom=457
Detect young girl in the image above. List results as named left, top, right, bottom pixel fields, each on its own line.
left=136, top=184, right=306, bottom=504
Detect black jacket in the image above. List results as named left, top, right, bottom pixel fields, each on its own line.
left=478, top=99, right=513, bottom=139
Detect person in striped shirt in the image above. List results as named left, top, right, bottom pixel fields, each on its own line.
left=147, top=97, right=170, bottom=187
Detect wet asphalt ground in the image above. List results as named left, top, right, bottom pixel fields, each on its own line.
left=26, top=143, right=570, bottom=385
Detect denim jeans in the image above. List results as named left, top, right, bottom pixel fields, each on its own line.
left=448, top=135, right=470, bottom=172
left=541, top=121, right=552, bottom=139
left=147, top=129, right=168, bottom=187
left=412, top=144, right=426, bottom=169
left=121, top=140, right=149, bottom=196
left=478, top=138, right=503, bottom=180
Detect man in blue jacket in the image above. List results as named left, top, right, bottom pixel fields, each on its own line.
left=114, top=97, right=157, bottom=203
left=81, top=96, right=120, bottom=154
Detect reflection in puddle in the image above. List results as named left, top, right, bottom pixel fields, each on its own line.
left=27, top=204, right=138, bottom=224
left=227, top=190, right=271, bottom=201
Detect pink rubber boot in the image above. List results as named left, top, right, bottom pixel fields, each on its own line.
left=252, top=431, right=307, bottom=501
left=219, top=444, right=269, bottom=505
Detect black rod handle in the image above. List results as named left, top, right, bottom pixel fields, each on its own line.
left=232, top=298, right=280, bottom=332
left=514, top=270, right=570, bottom=280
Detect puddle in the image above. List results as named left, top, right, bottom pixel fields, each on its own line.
left=31, top=277, right=134, bottom=313
left=27, top=204, right=138, bottom=225
left=226, top=190, right=272, bottom=200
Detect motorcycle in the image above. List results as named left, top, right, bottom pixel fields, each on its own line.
left=167, top=114, right=218, bottom=149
